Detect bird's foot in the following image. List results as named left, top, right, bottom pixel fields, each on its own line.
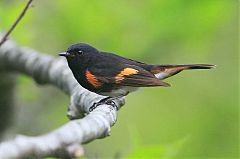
left=89, top=97, right=118, bottom=112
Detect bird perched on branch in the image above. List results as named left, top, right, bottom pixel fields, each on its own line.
left=59, top=43, right=215, bottom=111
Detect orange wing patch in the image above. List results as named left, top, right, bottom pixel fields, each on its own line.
left=115, top=68, right=139, bottom=83
left=85, top=70, right=102, bottom=88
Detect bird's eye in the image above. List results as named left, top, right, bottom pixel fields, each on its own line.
left=77, top=50, right=83, bottom=55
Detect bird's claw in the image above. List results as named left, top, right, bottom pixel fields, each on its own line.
left=89, top=97, right=118, bottom=112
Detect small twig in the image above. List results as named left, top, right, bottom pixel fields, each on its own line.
left=0, top=0, right=33, bottom=47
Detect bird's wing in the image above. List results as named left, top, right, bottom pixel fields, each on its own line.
left=88, top=64, right=170, bottom=87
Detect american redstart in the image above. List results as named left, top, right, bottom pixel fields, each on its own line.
left=59, top=43, right=215, bottom=110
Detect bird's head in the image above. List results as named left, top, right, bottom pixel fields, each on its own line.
left=59, top=43, right=99, bottom=68
left=59, top=43, right=98, bottom=61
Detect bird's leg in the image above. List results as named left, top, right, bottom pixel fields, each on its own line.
left=89, top=97, right=118, bottom=112
left=89, top=94, right=128, bottom=112
left=98, top=96, right=114, bottom=104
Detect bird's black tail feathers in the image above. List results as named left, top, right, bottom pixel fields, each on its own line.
left=149, top=64, right=216, bottom=80
left=155, top=64, right=216, bottom=70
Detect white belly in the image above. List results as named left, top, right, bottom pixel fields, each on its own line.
left=100, top=86, right=139, bottom=97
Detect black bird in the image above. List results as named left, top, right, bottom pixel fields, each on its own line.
left=59, top=43, right=215, bottom=109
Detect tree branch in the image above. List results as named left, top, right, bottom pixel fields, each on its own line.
left=0, top=0, right=34, bottom=47
left=0, top=39, right=125, bottom=158
left=0, top=72, right=16, bottom=137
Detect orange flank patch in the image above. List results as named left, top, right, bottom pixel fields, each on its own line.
left=115, top=68, right=139, bottom=83
left=85, top=70, right=102, bottom=88
left=151, top=67, right=186, bottom=74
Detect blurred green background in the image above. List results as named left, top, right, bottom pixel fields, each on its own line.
left=0, top=0, right=238, bottom=158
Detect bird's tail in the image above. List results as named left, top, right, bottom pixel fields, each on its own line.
left=149, top=64, right=216, bottom=80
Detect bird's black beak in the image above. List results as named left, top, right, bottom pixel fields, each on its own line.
left=59, top=52, right=69, bottom=57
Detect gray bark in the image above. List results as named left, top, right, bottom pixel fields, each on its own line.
left=0, top=72, right=16, bottom=138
